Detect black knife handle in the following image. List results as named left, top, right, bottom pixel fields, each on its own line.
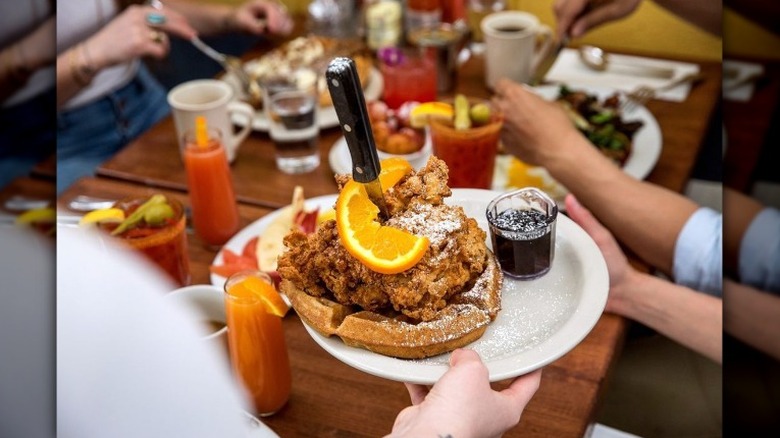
left=326, top=57, right=381, bottom=183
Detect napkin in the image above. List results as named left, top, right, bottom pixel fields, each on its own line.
left=723, top=59, right=764, bottom=102
left=545, top=48, right=700, bottom=102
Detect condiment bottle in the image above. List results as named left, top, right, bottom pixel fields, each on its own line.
left=182, top=116, right=240, bottom=248
left=364, top=0, right=403, bottom=50
left=406, top=0, right=442, bottom=39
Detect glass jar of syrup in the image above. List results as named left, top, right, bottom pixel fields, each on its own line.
left=486, top=188, right=557, bottom=279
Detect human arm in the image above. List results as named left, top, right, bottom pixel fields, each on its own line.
left=566, top=194, right=722, bottom=363
left=0, top=17, right=55, bottom=102
left=492, top=80, right=699, bottom=276
left=553, top=0, right=721, bottom=39
left=164, top=0, right=292, bottom=37
left=724, top=279, right=780, bottom=362
left=55, top=4, right=196, bottom=108
left=386, top=349, right=541, bottom=438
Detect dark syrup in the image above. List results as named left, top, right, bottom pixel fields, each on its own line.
left=490, top=209, right=553, bottom=279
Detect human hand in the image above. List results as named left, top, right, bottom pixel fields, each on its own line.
left=553, top=0, right=642, bottom=39
left=233, top=0, right=293, bottom=36
left=387, top=349, right=541, bottom=438
left=86, top=5, right=197, bottom=70
left=565, top=194, right=640, bottom=314
left=492, top=79, right=582, bottom=168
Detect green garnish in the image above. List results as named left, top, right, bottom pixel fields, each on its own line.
left=111, top=194, right=168, bottom=235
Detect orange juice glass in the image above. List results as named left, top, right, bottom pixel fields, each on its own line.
left=224, top=271, right=291, bottom=416
left=102, top=196, right=191, bottom=287
left=429, top=101, right=503, bottom=188
left=182, top=128, right=240, bottom=247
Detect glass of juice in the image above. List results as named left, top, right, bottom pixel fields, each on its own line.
left=102, top=195, right=191, bottom=287
left=379, top=47, right=438, bottom=109
left=224, top=271, right=291, bottom=416
left=182, top=127, right=241, bottom=248
left=486, top=188, right=558, bottom=279
left=429, top=99, right=503, bottom=188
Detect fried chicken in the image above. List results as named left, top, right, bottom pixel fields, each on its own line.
left=278, top=157, right=489, bottom=322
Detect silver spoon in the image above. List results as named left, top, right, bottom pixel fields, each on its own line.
left=578, top=45, right=675, bottom=79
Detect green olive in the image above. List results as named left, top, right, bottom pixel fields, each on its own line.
left=469, top=103, right=491, bottom=125
left=143, top=203, right=175, bottom=226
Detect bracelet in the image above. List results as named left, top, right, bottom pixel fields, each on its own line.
left=80, top=42, right=97, bottom=78
left=70, top=45, right=91, bottom=87
left=2, top=44, right=32, bottom=83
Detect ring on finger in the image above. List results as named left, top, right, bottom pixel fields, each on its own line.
left=149, top=29, right=165, bottom=44
left=146, top=12, right=167, bottom=26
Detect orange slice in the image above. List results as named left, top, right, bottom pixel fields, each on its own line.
left=378, top=157, right=413, bottom=190
left=336, top=180, right=429, bottom=274
left=227, top=274, right=289, bottom=317
left=409, top=102, right=454, bottom=128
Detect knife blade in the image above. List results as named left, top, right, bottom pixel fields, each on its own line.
left=530, top=36, right=568, bottom=86
left=326, top=57, right=389, bottom=219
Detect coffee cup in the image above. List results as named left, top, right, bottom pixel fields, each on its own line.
left=481, top=11, right=553, bottom=88
left=167, top=80, right=254, bottom=163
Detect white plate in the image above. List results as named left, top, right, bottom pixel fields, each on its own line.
left=212, top=190, right=608, bottom=384
left=223, top=67, right=384, bottom=132
left=328, top=135, right=433, bottom=175
left=532, top=84, right=662, bottom=181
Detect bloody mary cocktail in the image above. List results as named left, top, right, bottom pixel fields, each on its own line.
left=182, top=127, right=240, bottom=247
left=429, top=99, right=503, bottom=189
left=224, top=271, right=291, bottom=416
left=102, top=196, right=191, bottom=287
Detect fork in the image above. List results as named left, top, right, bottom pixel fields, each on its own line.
left=189, top=36, right=263, bottom=106
left=621, top=72, right=704, bottom=112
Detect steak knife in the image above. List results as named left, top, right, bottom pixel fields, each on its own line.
left=326, top=57, right=389, bottom=218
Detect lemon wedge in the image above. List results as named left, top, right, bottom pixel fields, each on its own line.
left=79, top=208, right=125, bottom=226
left=317, top=208, right=335, bottom=224
left=15, top=208, right=55, bottom=226
left=409, top=102, right=454, bottom=129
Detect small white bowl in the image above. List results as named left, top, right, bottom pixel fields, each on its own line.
left=166, top=284, right=227, bottom=343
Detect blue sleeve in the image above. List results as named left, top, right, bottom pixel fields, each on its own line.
left=739, top=207, right=780, bottom=295
left=673, top=208, right=722, bottom=297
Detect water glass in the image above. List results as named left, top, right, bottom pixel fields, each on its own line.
left=263, top=72, right=321, bottom=174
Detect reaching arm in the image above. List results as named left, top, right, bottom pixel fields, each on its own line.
left=0, top=17, right=55, bottom=102
left=164, top=0, right=292, bottom=37
left=493, top=81, right=698, bottom=276
left=553, top=0, right=721, bottom=39
left=566, top=194, right=722, bottom=363
left=724, top=279, right=780, bottom=362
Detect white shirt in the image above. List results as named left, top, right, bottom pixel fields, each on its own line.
left=56, top=0, right=138, bottom=110
left=739, top=207, right=780, bottom=294
left=673, top=207, right=722, bottom=296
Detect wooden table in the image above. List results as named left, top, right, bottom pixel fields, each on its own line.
left=68, top=38, right=722, bottom=437
left=0, top=177, right=56, bottom=216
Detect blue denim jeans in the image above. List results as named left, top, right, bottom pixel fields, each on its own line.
left=0, top=87, right=56, bottom=190
left=57, top=65, right=169, bottom=194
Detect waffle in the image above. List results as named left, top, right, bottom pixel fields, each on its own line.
left=281, top=251, right=502, bottom=359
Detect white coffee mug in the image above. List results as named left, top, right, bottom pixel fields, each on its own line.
left=167, top=79, right=254, bottom=163
left=481, top=11, right=553, bottom=89
left=165, top=284, right=228, bottom=352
